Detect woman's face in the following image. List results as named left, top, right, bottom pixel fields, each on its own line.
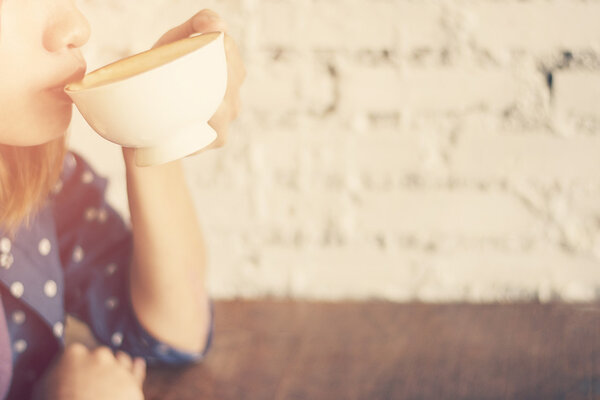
left=0, top=0, right=90, bottom=146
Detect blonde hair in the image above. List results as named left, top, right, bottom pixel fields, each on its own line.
left=0, top=136, right=67, bottom=239
left=0, top=1, right=69, bottom=239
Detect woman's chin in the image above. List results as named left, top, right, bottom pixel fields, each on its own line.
left=17, top=120, right=70, bottom=147
left=37, top=108, right=72, bottom=145
left=0, top=97, right=72, bottom=146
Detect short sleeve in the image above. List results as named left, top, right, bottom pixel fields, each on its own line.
left=51, top=151, right=214, bottom=365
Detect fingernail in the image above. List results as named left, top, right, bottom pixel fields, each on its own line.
left=196, top=14, right=217, bottom=24
left=192, top=17, right=204, bottom=31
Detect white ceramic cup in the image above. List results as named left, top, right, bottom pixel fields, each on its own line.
left=65, top=31, right=227, bottom=167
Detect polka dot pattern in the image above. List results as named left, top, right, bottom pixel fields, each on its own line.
left=85, top=208, right=97, bottom=221
left=81, top=170, right=94, bottom=184
left=0, top=237, right=11, bottom=253
left=66, top=153, right=77, bottom=169
left=97, top=208, right=108, bottom=223
left=14, top=339, right=27, bottom=353
left=0, top=253, right=14, bottom=270
left=0, top=151, right=212, bottom=399
left=111, top=332, right=123, bottom=347
left=72, top=246, right=84, bottom=263
left=12, top=311, right=26, bottom=325
left=53, top=322, right=64, bottom=338
left=1, top=237, right=14, bottom=270
left=52, top=179, right=63, bottom=195
left=105, top=263, right=118, bottom=276
left=10, top=282, right=24, bottom=298
left=44, top=280, right=58, bottom=298
left=105, top=297, right=119, bottom=310
left=38, top=238, right=51, bottom=256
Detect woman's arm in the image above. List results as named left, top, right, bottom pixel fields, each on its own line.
left=123, top=151, right=211, bottom=353
left=120, top=9, right=245, bottom=353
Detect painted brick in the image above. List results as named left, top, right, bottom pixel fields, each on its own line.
left=67, top=0, right=600, bottom=302
left=339, top=66, right=518, bottom=113
left=401, top=68, right=519, bottom=110
left=357, top=189, right=541, bottom=236
left=451, top=131, right=600, bottom=183
left=554, top=71, right=600, bottom=117
left=301, top=0, right=399, bottom=50
left=468, top=2, right=600, bottom=51
left=397, top=2, right=445, bottom=50
left=259, top=1, right=300, bottom=48
left=242, top=57, right=299, bottom=114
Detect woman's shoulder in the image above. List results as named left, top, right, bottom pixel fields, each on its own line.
left=49, top=150, right=112, bottom=230
left=60, top=151, right=106, bottom=184
left=53, top=150, right=109, bottom=200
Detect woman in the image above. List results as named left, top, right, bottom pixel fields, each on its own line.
left=0, top=1, right=246, bottom=398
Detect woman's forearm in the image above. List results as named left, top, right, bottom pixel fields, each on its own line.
left=122, top=148, right=210, bottom=352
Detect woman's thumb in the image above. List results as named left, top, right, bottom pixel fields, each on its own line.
left=153, top=9, right=227, bottom=48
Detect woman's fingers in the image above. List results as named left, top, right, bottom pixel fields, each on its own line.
left=151, top=10, right=245, bottom=153
left=115, top=351, right=133, bottom=371
left=115, top=351, right=146, bottom=387
left=132, top=357, right=147, bottom=386
left=224, top=34, right=246, bottom=87
left=191, top=10, right=228, bottom=34
left=153, top=9, right=228, bottom=48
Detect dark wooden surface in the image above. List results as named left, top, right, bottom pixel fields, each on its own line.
left=143, top=300, right=600, bottom=400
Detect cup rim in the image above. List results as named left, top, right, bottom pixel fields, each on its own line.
left=65, top=31, right=223, bottom=93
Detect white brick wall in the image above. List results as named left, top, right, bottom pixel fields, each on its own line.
left=69, top=0, right=600, bottom=302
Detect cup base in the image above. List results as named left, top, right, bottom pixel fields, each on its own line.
left=134, top=121, right=217, bottom=167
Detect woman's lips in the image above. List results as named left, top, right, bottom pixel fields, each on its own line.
left=46, top=85, right=73, bottom=103
left=46, top=65, right=87, bottom=102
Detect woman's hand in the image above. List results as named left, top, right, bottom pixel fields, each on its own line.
left=32, top=343, right=146, bottom=400
left=153, top=9, right=246, bottom=153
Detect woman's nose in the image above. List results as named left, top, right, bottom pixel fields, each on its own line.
left=43, top=2, right=91, bottom=52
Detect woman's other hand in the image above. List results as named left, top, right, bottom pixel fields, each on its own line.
left=32, top=343, right=146, bottom=400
